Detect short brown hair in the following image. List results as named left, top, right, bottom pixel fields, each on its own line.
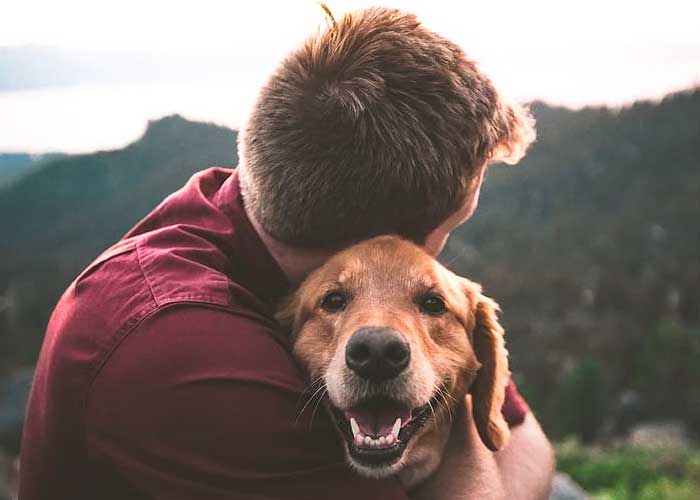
left=239, top=7, right=534, bottom=249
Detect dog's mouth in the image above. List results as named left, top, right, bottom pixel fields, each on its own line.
left=328, top=395, right=439, bottom=467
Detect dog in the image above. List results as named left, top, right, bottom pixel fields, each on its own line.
left=277, top=235, right=511, bottom=487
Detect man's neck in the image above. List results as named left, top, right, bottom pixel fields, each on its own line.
left=245, top=204, right=331, bottom=286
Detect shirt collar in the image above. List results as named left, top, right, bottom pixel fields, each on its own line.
left=215, top=170, right=291, bottom=303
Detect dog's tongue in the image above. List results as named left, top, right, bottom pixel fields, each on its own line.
left=345, top=401, right=412, bottom=437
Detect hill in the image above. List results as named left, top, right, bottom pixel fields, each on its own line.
left=1, top=90, right=699, bottom=444
left=0, top=153, right=64, bottom=189
left=0, top=115, right=237, bottom=370
left=443, top=89, right=700, bottom=439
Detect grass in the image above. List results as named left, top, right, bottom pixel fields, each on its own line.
left=555, top=439, right=700, bottom=499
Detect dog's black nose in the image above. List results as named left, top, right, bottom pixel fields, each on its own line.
left=345, top=327, right=410, bottom=381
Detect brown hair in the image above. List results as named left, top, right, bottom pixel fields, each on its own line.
left=239, top=6, right=534, bottom=249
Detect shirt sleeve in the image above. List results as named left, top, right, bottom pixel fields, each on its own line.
left=85, top=305, right=407, bottom=500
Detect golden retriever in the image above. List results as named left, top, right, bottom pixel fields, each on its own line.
left=277, top=235, right=511, bottom=487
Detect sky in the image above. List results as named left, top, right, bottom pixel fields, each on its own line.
left=1, top=0, right=700, bottom=152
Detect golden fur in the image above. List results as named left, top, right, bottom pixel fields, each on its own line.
left=277, top=235, right=511, bottom=487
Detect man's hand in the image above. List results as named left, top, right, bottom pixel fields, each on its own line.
left=411, top=396, right=555, bottom=500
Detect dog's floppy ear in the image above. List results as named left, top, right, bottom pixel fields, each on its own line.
left=470, top=294, right=511, bottom=451
left=275, top=283, right=320, bottom=344
left=275, top=292, right=305, bottom=340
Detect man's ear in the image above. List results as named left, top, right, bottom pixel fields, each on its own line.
left=470, top=294, right=511, bottom=451
left=489, top=98, right=536, bottom=165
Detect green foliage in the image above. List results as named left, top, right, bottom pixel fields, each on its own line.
left=556, top=440, right=700, bottom=500
left=557, top=359, right=608, bottom=442
left=443, top=88, right=700, bottom=439
left=593, top=480, right=699, bottom=500
left=633, top=320, right=700, bottom=430
left=637, top=478, right=699, bottom=500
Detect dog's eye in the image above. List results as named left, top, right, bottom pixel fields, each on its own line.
left=420, top=295, right=447, bottom=316
left=321, top=291, right=348, bottom=313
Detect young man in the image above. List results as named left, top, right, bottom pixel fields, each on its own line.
left=19, top=7, right=554, bottom=500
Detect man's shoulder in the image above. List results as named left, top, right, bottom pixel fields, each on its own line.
left=45, top=225, right=273, bottom=390
left=72, top=167, right=267, bottom=315
left=95, top=304, right=301, bottom=395
left=71, top=222, right=265, bottom=322
left=132, top=228, right=235, bottom=309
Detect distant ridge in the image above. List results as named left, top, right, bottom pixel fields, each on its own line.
left=0, top=115, right=237, bottom=371
left=0, top=153, right=65, bottom=189
left=0, top=114, right=236, bottom=262
left=444, top=88, right=700, bottom=436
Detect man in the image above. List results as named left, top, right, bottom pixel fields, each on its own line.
left=19, top=7, right=554, bottom=500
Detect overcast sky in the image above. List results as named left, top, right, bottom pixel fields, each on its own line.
left=2, top=0, right=700, bottom=152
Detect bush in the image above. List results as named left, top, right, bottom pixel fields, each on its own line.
left=556, top=439, right=700, bottom=499
left=638, top=478, right=698, bottom=500
left=633, top=320, right=700, bottom=430
left=556, top=359, right=608, bottom=442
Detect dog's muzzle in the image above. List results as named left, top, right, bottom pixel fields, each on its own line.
left=323, top=327, right=436, bottom=469
left=345, top=327, right=410, bottom=381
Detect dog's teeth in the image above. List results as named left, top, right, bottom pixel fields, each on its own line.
left=354, top=433, right=364, bottom=446
left=386, top=433, right=395, bottom=445
left=350, top=417, right=360, bottom=438
left=392, top=417, right=402, bottom=439
left=364, top=436, right=372, bottom=446
left=378, top=436, right=387, bottom=447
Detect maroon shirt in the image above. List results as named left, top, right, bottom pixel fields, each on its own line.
left=19, top=168, right=528, bottom=499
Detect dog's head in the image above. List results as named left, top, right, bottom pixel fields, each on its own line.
left=277, top=235, right=510, bottom=477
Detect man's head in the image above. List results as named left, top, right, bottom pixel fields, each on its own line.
left=239, top=6, right=534, bottom=253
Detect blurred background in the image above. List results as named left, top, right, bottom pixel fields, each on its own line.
left=1, top=1, right=699, bottom=498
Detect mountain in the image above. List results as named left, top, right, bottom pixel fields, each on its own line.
left=443, top=89, right=700, bottom=438
left=0, top=115, right=237, bottom=369
left=0, top=154, right=34, bottom=188
left=1, top=90, right=699, bottom=444
left=0, top=153, right=64, bottom=189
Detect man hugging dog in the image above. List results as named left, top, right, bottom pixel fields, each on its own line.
left=20, top=6, right=554, bottom=500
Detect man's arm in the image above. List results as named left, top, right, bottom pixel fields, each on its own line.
left=412, top=396, right=555, bottom=500
left=495, top=412, right=555, bottom=499
left=85, top=306, right=408, bottom=500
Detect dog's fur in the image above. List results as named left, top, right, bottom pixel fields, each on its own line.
left=277, top=235, right=511, bottom=487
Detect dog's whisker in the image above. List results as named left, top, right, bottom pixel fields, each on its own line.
left=434, top=385, right=455, bottom=425
left=308, top=387, right=328, bottom=431
left=298, top=375, right=325, bottom=400
left=442, top=396, right=455, bottom=425
left=441, top=390, right=457, bottom=404
left=427, top=397, right=437, bottom=422
left=295, top=381, right=328, bottom=426
left=295, top=381, right=323, bottom=413
left=295, top=378, right=323, bottom=412
left=441, top=251, right=465, bottom=269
